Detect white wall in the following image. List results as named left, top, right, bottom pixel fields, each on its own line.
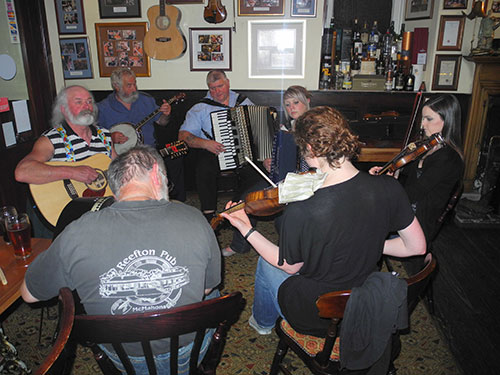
left=45, top=0, right=324, bottom=93
left=0, top=2, right=28, bottom=100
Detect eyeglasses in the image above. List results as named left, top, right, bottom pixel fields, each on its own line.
left=72, top=99, right=94, bottom=106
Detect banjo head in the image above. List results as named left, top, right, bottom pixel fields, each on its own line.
left=110, top=122, right=142, bottom=155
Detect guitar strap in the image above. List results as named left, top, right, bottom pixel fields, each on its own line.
left=55, top=126, right=76, bottom=162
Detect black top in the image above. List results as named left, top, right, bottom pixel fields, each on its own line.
left=277, top=171, right=414, bottom=336
left=399, top=145, right=464, bottom=241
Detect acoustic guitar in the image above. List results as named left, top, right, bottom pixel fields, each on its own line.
left=30, top=142, right=187, bottom=227
left=30, top=153, right=112, bottom=227
left=144, top=0, right=186, bottom=60
left=110, top=93, right=185, bottom=155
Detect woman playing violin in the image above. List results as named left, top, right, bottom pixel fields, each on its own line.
left=221, top=86, right=312, bottom=257
left=370, top=94, right=464, bottom=246
left=222, top=106, right=426, bottom=336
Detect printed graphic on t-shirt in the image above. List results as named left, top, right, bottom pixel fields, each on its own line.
left=99, top=249, right=189, bottom=315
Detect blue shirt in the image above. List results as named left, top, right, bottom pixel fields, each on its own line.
left=97, top=92, right=161, bottom=146
left=179, top=90, right=253, bottom=140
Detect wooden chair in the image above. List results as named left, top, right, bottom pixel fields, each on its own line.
left=34, top=288, right=74, bottom=375
left=269, top=254, right=437, bottom=375
left=68, top=291, right=245, bottom=375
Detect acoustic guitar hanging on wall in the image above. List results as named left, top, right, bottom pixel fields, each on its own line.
left=144, top=0, right=187, bottom=60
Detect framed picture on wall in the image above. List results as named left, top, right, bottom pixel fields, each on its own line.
left=405, top=0, right=433, bottom=20
left=432, top=54, right=462, bottom=90
left=437, top=15, right=465, bottom=50
left=248, top=20, right=305, bottom=78
left=189, top=28, right=232, bottom=71
left=443, top=0, right=468, bottom=9
left=98, top=0, right=141, bottom=18
left=95, top=22, right=150, bottom=77
left=54, top=0, right=86, bottom=34
left=291, top=0, right=316, bottom=17
left=59, top=37, right=93, bottom=79
left=238, top=0, right=285, bottom=16
left=492, top=0, right=500, bottom=13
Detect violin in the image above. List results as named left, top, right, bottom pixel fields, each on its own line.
left=204, top=0, right=227, bottom=24
left=210, top=186, right=283, bottom=230
left=376, top=133, right=445, bottom=175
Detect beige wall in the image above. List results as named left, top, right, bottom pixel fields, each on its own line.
left=0, top=2, right=28, bottom=100
left=44, top=0, right=486, bottom=95
left=44, top=0, right=323, bottom=94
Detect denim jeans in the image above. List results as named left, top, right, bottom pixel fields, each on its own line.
left=100, top=290, right=219, bottom=375
left=100, top=330, right=213, bottom=375
left=252, top=256, right=292, bottom=329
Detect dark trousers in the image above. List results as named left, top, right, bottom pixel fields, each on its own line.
left=195, top=149, right=220, bottom=212
left=164, top=156, right=185, bottom=202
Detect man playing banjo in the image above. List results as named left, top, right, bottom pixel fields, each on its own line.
left=97, top=67, right=171, bottom=149
left=97, top=68, right=186, bottom=201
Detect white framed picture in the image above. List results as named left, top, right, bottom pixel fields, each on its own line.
left=248, top=20, right=306, bottom=79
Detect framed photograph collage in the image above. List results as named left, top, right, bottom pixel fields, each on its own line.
left=95, top=22, right=150, bottom=77
left=189, top=28, right=232, bottom=71
left=60, top=37, right=92, bottom=79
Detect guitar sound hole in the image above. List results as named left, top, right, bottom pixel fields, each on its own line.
left=156, top=16, right=170, bottom=30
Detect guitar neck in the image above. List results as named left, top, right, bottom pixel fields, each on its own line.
left=160, top=0, right=165, bottom=16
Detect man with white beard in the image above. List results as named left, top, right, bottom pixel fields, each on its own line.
left=15, top=85, right=116, bottom=185
left=97, top=67, right=171, bottom=146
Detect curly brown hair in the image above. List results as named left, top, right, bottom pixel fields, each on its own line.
left=293, top=106, right=360, bottom=169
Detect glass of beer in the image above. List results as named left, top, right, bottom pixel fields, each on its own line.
left=1, top=206, right=18, bottom=245
left=6, top=213, right=32, bottom=259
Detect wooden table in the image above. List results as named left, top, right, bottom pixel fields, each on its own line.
left=0, top=238, right=51, bottom=315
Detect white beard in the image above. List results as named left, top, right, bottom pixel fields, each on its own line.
left=67, top=109, right=96, bottom=126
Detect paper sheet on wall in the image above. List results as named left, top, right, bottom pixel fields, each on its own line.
left=2, top=121, right=16, bottom=147
left=12, top=100, right=31, bottom=133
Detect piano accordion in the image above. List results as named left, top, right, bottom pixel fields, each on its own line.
left=211, top=106, right=277, bottom=171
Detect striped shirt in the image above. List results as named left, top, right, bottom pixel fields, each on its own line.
left=43, top=122, right=112, bottom=162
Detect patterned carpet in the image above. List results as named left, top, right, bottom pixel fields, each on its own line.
left=1, top=192, right=462, bottom=374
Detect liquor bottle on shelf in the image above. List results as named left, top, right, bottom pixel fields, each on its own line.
left=385, top=64, right=394, bottom=91
left=319, top=55, right=332, bottom=90
left=376, top=53, right=385, bottom=75
left=404, top=65, right=415, bottom=91
left=367, top=31, right=377, bottom=59
left=360, top=21, right=370, bottom=49
left=382, top=27, right=393, bottom=60
left=333, top=64, right=344, bottom=90
left=397, top=23, right=405, bottom=57
left=371, top=21, right=380, bottom=45
left=352, top=19, right=363, bottom=55
left=342, top=67, right=352, bottom=90
left=351, top=51, right=361, bottom=77
left=394, top=62, right=405, bottom=91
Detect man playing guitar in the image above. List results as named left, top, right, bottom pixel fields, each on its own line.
left=15, top=85, right=116, bottom=236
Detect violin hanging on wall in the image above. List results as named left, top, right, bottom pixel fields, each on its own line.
left=204, top=0, right=227, bottom=24
left=144, top=0, right=187, bottom=60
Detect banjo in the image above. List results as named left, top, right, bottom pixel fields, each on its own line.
left=110, top=92, right=186, bottom=155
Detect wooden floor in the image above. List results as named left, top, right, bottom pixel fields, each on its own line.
left=429, top=219, right=500, bottom=375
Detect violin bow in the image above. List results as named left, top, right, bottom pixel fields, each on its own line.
left=402, top=88, right=425, bottom=148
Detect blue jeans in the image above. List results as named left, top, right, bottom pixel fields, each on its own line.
left=252, top=256, right=292, bottom=329
left=101, top=332, right=213, bottom=375
left=100, top=290, right=219, bottom=375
